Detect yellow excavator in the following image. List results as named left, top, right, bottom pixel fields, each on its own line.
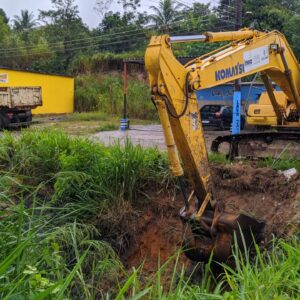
left=145, top=29, right=300, bottom=262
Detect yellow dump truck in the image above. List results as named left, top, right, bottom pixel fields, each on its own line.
left=0, top=86, right=42, bottom=128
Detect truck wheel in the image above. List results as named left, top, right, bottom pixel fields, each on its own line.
left=0, top=114, right=9, bottom=129
left=26, top=112, right=32, bottom=122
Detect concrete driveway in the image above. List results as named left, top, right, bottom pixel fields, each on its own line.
left=92, top=124, right=227, bottom=151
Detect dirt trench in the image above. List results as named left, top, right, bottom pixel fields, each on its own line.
left=122, top=163, right=300, bottom=276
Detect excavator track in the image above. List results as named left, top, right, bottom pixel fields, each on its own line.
left=211, top=131, right=300, bottom=159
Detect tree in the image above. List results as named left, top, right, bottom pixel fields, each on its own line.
left=242, top=0, right=295, bottom=31
left=39, top=0, right=90, bottom=72
left=149, top=0, right=184, bottom=32
left=94, top=0, right=148, bottom=54
left=181, top=2, right=216, bottom=33
left=284, top=15, right=300, bottom=59
left=0, top=8, right=9, bottom=24
left=0, top=14, right=9, bottom=44
left=119, top=0, right=141, bottom=11
left=13, top=10, right=37, bottom=31
left=94, top=0, right=113, bottom=16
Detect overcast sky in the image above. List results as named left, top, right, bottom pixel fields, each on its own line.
left=0, top=0, right=212, bottom=29
left=0, top=0, right=114, bottom=28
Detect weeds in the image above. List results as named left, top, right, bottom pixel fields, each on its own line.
left=208, top=152, right=229, bottom=164
left=0, top=130, right=171, bottom=298
left=0, top=130, right=299, bottom=298
left=113, top=236, right=300, bottom=299
left=259, top=156, right=300, bottom=172
left=74, top=74, right=157, bottom=119
left=67, top=111, right=111, bottom=122
left=98, top=123, right=119, bottom=131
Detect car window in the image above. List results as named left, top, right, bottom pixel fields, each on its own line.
left=200, top=106, right=210, bottom=112
left=223, top=107, right=232, bottom=114
left=209, top=105, right=221, bottom=113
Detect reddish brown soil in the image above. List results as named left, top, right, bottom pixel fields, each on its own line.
left=123, top=196, right=190, bottom=276
left=122, top=164, right=300, bottom=275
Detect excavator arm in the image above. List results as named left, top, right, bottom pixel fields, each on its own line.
left=145, top=30, right=268, bottom=263
left=146, top=35, right=213, bottom=212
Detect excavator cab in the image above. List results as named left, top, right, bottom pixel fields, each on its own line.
left=247, top=91, right=288, bottom=127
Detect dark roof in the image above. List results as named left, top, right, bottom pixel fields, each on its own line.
left=0, top=66, right=74, bottom=78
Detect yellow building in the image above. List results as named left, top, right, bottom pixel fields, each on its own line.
left=0, top=68, right=74, bottom=114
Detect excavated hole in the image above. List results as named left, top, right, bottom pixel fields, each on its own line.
left=121, top=163, right=300, bottom=279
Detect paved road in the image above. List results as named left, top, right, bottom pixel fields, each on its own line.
left=92, top=125, right=300, bottom=157
left=92, top=124, right=227, bottom=151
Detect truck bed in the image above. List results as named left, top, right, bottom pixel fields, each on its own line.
left=0, top=87, right=42, bottom=109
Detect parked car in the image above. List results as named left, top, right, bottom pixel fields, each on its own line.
left=200, top=104, right=245, bottom=130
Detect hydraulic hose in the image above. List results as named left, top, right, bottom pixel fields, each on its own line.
left=161, top=71, right=191, bottom=119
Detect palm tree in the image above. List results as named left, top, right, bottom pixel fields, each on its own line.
left=13, top=10, right=37, bottom=31
left=149, top=0, right=184, bottom=32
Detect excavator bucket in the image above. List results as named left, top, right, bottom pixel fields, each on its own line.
left=180, top=209, right=266, bottom=263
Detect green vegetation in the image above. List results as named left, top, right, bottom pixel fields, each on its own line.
left=0, top=130, right=299, bottom=298
left=208, top=151, right=300, bottom=173
left=74, top=74, right=156, bottom=119
left=208, top=152, right=230, bottom=165
left=114, top=236, right=300, bottom=299
left=259, top=156, right=300, bottom=172
left=0, top=130, right=171, bottom=298
left=2, top=0, right=300, bottom=74
left=32, top=112, right=156, bottom=135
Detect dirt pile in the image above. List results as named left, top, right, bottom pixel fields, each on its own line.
left=122, top=164, right=300, bottom=274
left=212, top=163, right=300, bottom=237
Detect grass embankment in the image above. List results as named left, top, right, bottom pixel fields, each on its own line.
left=0, top=130, right=171, bottom=298
left=0, top=130, right=299, bottom=298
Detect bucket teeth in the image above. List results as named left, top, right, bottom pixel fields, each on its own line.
left=180, top=209, right=266, bottom=262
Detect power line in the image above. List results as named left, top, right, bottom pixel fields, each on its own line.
left=0, top=13, right=216, bottom=54
left=3, top=22, right=234, bottom=59
left=1, top=14, right=236, bottom=56
left=1, top=1, right=237, bottom=54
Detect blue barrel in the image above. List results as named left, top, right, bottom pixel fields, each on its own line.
left=120, top=118, right=129, bottom=131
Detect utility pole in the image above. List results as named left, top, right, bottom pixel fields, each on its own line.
left=230, top=0, right=243, bottom=159
left=234, top=0, right=242, bottom=90
left=234, top=0, right=242, bottom=94
left=235, top=0, right=243, bottom=31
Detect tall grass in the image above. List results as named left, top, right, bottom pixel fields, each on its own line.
left=0, top=130, right=172, bottom=298
left=68, top=51, right=145, bottom=75
left=74, top=74, right=157, bottom=119
left=0, top=130, right=298, bottom=298
left=0, top=199, right=121, bottom=298
left=113, top=236, right=300, bottom=299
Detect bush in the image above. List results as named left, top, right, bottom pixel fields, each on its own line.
left=0, top=130, right=170, bottom=203
left=74, top=74, right=157, bottom=119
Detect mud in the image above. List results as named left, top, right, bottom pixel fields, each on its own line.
left=122, top=163, right=300, bottom=275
